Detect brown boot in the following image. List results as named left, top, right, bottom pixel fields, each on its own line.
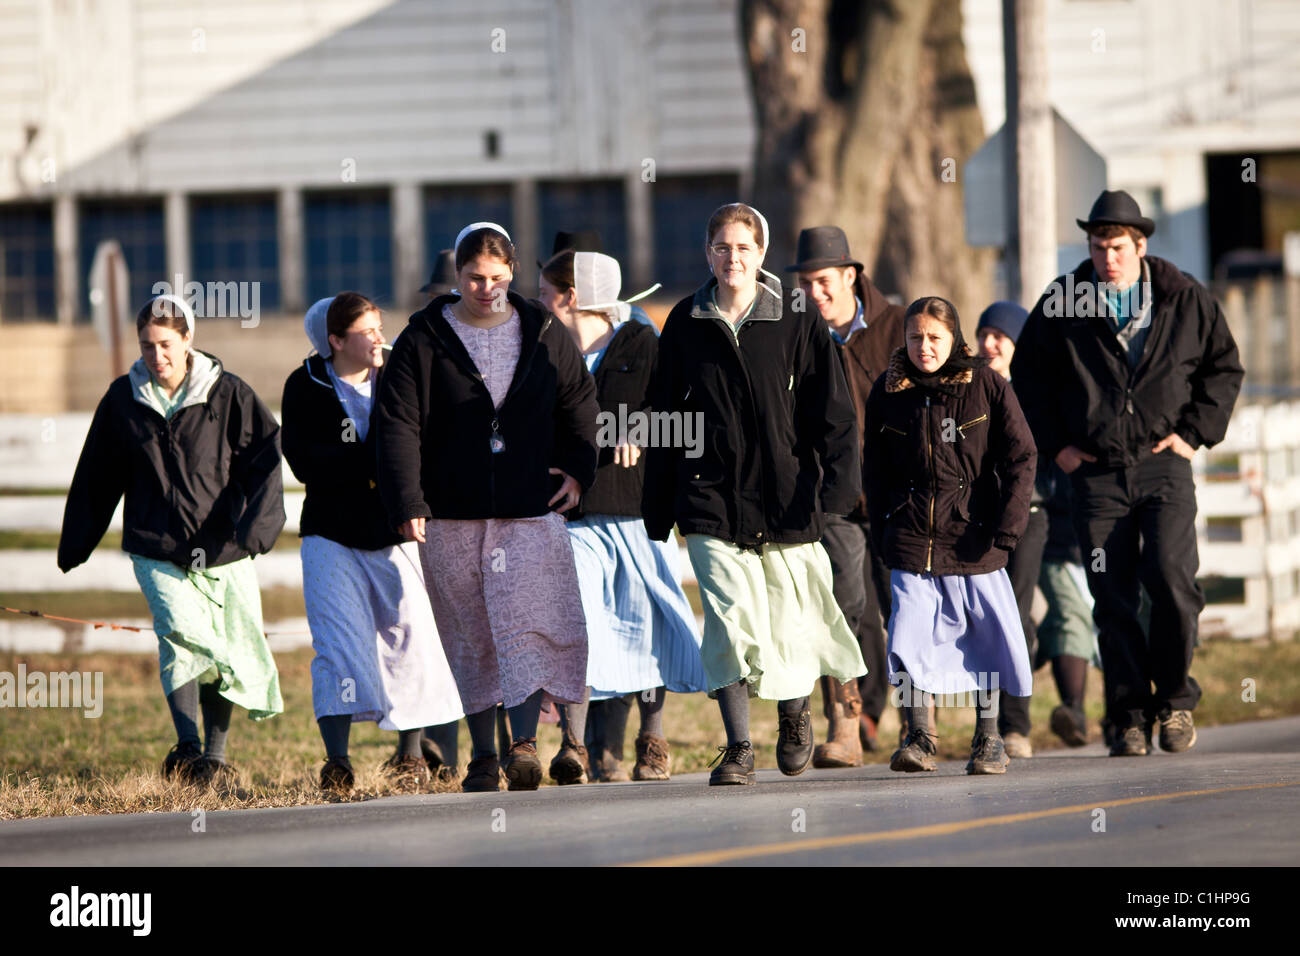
left=812, top=678, right=864, bottom=768
left=632, top=732, right=672, bottom=780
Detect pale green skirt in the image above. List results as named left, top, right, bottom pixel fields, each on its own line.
left=684, top=535, right=866, bottom=700
left=131, top=554, right=283, bottom=720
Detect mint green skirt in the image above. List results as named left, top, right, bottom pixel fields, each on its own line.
left=684, top=535, right=866, bottom=700
left=131, top=555, right=283, bottom=720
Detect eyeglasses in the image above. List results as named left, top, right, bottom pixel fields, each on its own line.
left=709, top=243, right=759, bottom=258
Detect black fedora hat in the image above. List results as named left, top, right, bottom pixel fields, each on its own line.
left=538, top=229, right=604, bottom=268
left=1076, top=189, right=1155, bottom=237
left=784, top=226, right=864, bottom=273
left=419, top=249, right=457, bottom=294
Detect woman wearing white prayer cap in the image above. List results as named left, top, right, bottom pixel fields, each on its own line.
left=641, top=202, right=866, bottom=786
left=538, top=250, right=706, bottom=783
left=373, top=224, right=600, bottom=793
left=58, top=294, right=286, bottom=786
left=282, top=292, right=465, bottom=795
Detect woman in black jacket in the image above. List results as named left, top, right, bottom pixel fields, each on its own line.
left=58, top=295, right=285, bottom=785
left=281, top=292, right=464, bottom=796
left=373, top=224, right=599, bottom=793
left=537, top=249, right=705, bottom=785
left=863, top=296, right=1037, bottom=775
left=642, top=203, right=865, bottom=787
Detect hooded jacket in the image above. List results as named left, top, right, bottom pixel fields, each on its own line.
left=281, top=355, right=401, bottom=551
left=836, top=274, right=906, bottom=518
left=1010, top=255, right=1244, bottom=468
left=372, top=290, right=599, bottom=524
left=641, top=271, right=861, bottom=548
left=864, top=348, right=1037, bottom=576
left=58, top=351, right=285, bottom=572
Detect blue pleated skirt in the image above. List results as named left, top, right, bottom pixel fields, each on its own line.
left=567, top=514, right=707, bottom=699
left=886, top=568, right=1033, bottom=697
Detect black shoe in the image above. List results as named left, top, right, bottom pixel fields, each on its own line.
left=776, top=706, right=814, bottom=776
left=1109, top=724, right=1149, bottom=757
left=1157, top=709, right=1197, bottom=753
left=191, top=755, right=239, bottom=788
left=461, top=754, right=501, bottom=792
left=419, top=736, right=446, bottom=774
left=889, top=728, right=938, bottom=772
left=708, top=741, right=756, bottom=786
left=548, top=735, right=590, bottom=785
left=1050, top=704, right=1088, bottom=747
left=161, top=740, right=203, bottom=783
left=320, top=755, right=355, bottom=795
left=966, top=732, right=1009, bottom=775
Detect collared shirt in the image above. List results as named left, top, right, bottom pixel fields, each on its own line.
left=828, top=296, right=866, bottom=345
left=1098, top=260, right=1153, bottom=370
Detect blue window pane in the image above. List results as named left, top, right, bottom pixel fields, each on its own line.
left=78, top=199, right=166, bottom=319
left=423, top=184, right=513, bottom=282
left=0, top=202, right=56, bottom=319
left=304, top=190, right=392, bottom=306
left=190, top=194, right=281, bottom=314
left=538, top=180, right=626, bottom=270
left=651, top=174, right=741, bottom=294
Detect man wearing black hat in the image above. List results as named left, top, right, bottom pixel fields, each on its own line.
left=788, top=225, right=905, bottom=764
left=1011, top=190, right=1244, bottom=757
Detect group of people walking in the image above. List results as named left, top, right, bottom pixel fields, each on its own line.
left=57, top=188, right=1243, bottom=794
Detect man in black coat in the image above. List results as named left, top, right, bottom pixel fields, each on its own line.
left=1010, top=190, right=1244, bottom=757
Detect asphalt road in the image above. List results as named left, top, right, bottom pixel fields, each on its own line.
left=3, top=716, right=1298, bottom=866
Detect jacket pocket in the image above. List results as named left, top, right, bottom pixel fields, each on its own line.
left=880, top=423, right=907, bottom=437
left=956, top=414, right=988, bottom=439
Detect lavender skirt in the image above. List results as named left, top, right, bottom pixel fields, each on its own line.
left=886, top=569, right=1033, bottom=697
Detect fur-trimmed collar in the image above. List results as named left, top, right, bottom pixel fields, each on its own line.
left=883, top=346, right=974, bottom=392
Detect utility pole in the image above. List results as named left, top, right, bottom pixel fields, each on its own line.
left=1002, top=0, right=1057, bottom=305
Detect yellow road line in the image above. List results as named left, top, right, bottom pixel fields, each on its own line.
left=623, top=780, right=1300, bottom=867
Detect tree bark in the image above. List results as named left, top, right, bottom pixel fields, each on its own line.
left=741, top=0, right=993, bottom=326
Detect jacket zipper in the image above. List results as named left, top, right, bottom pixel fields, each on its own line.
left=925, top=395, right=934, bottom=573
left=710, top=315, right=768, bottom=549
left=881, top=424, right=906, bottom=436
left=956, top=413, right=988, bottom=439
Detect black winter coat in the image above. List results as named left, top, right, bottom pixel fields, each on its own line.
left=578, top=319, right=658, bottom=518
left=373, top=291, right=599, bottom=524
left=58, top=352, right=285, bottom=572
left=642, top=273, right=861, bottom=548
left=1010, top=255, right=1244, bottom=468
left=281, top=356, right=401, bottom=551
left=864, top=349, right=1037, bottom=575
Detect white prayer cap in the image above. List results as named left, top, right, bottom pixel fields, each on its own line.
left=454, top=221, right=512, bottom=252
left=145, top=293, right=197, bottom=335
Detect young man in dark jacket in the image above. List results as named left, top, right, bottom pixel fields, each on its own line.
left=789, top=226, right=905, bottom=763
left=1010, top=190, right=1244, bottom=756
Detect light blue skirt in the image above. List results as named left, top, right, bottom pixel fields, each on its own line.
left=886, top=568, right=1033, bottom=697
left=567, top=514, right=706, bottom=699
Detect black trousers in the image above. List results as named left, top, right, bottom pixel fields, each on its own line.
left=1070, top=453, right=1204, bottom=729
left=821, top=514, right=891, bottom=721
left=999, top=506, right=1047, bottom=736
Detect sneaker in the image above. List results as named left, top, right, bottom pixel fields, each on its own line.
left=1050, top=704, right=1088, bottom=747
left=161, top=741, right=203, bottom=783
left=966, top=732, right=1010, bottom=774
left=1109, top=724, right=1149, bottom=757
left=632, top=732, right=671, bottom=781
left=461, top=754, right=501, bottom=792
left=889, top=728, right=938, bottom=772
left=1003, top=732, right=1033, bottom=759
left=776, top=706, right=814, bottom=776
left=708, top=740, right=756, bottom=786
left=1158, top=709, right=1197, bottom=753
left=503, top=738, right=543, bottom=791
left=548, top=735, right=589, bottom=785
left=381, top=753, right=432, bottom=791
left=320, top=755, right=355, bottom=795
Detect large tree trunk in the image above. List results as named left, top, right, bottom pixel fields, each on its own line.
left=741, top=0, right=994, bottom=327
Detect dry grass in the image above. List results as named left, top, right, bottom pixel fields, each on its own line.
left=2, top=637, right=1297, bottom=819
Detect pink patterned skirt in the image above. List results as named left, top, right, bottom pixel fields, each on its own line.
left=417, top=510, right=589, bottom=714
